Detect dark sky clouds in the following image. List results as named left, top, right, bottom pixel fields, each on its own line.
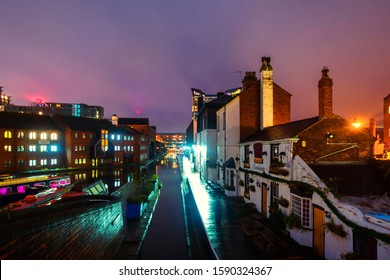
left=1, top=0, right=390, bottom=132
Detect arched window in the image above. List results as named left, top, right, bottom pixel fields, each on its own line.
left=40, top=132, right=47, bottom=140
left=50, top=133, right=58, bottom=140
left=4, top=131, right=12, bottom=138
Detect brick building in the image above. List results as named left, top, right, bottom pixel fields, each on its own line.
left=0, top=112, right=65, bottom=174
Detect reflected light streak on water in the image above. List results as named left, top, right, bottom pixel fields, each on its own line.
left=183, top=157, right=211, bottom=223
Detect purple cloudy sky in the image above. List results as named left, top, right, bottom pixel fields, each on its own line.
left=1, top=0, right=390, bottom=132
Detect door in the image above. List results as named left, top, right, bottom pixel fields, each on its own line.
left=262, top=183, right=268, bottom=216
left=313, top=206, right=325, bottom=258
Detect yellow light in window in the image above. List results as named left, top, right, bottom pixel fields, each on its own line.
left=302, top=141, right=306, bottom=147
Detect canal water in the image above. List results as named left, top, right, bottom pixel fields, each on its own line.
left=139, top=155, right=188, bottom=259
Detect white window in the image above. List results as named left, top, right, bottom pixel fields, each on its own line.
left=29, top=132, right=37, bottom=139
left=117, top=135, right=121, bottom=141
left=40, top=132, right=47, bottom=140
left=29, top=159, right=36, bottom=166
left=4, top=145, right=12, bottom=152
left=17, top=131, right=25, bottom=138
left=51, top=145, right=58, bottom=152
left=291, top=194, right=311, bottom=228
left=51, top=133, right=58, bottom=140
left=111, top=134, right=115, bottom=140
left=40, top=159, right=47, bottom=166
left=40, top=145, right=47, bottom=152
left=51, top=158, right=58, bottom=165
left=29, top=145, right=37, bottom=152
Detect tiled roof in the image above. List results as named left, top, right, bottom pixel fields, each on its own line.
left=53, top=115, right=113, bottom=131
left=118, top=118, right=149, bottom=125
left=241, top=116, right=320, bottom=143
left=0, top=111, right=62, bottom=131
left=309, top=162, right=389, bottom=196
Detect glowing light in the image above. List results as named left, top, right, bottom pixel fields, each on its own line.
left=352, top=117, right=361, bottom=128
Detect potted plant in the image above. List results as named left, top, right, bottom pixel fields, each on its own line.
left=126, top=194, right=148, bottom=219
left=277, top=196, right=289, bottom=208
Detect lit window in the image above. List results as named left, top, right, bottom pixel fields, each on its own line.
left=291, top=194, right=311, bottom=228
left=40, top=159, right=47, bottom=166
left=29, top=132, right=37, bottom=140
left=82, top=133, right=86, bottom=139
left=101, top=129, right=108, bottom=152
left=17, top=131, right=25, bottom=138
left=51, top=158, right=58, bottom=165
left=4, top=131, right=12, bottom=138
left=111, top=134, right=115, bottom=140
left=75, top=158, right=79, bottom=164
left=40, top=132, right=47, bottom=140
left=75, top=146, right=78, bottom=152
left=4, top=145, right=12, bottom=152
left=75, top=133, right=78, bottom=139
left=50, top=133, right=58, bottom=140
left=28, top=145, right=37, bottom=152
left=388, top=106, right=390, bottom=114
left=117, top=135, right=121, bottom=141
left=50, top=145, right=58, bottom=152
left=29, top=159, right=36, bottom=166
left=17, top=146, right=25, bottom=152
left=4, top=160, right=12, bottom=167
left=40, top=145, right=48, bottom=152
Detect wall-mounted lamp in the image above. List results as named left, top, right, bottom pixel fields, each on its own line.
left=262, top=151, right=267, bottom=156
left=325, top=210, right=331, bottom=219
left=279, top=151, right=286, bottom=156
left=248, top=151, right=253, bottom=155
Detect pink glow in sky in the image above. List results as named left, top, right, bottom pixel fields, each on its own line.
left=1, top=1, right=390, bottom=132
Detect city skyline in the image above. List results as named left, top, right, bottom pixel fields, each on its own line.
left=1, top=0, right=390, bottom=132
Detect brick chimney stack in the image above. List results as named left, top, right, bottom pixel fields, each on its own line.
left=318, top=66, right=333, bottom=118
left=242, top=71, right=257, bottom=91
left=260, top=56, right=273, bottom=129
left=369, top=118, right=376, bottom=137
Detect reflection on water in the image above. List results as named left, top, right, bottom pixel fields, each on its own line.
left=68, top=162, right=157, bottom=193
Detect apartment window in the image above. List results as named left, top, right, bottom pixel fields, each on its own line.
left=4, top=145, right=12, bottom=152
left=17, top=146, right=25, bottom=152
left=17, top=131, right=25, bottom=139
left=40, top=132, right=47, bottom=140
left=40, top=145, right=48, bottom=152
left=101, top=129, right=108, bottom=152
left=74, top=133, right=78, bottom=139
left=29, top=132, right=37, bottom=140
left=17, top=160, right=25, bottom=167
left=291, top=194, right=311, bottom=228
left=29, top=145, right=37, bottom=152
left=51, top=158, right=58, bottom=165
left=4, top=160, right=12, bottom=167
left=40, top=159, right=47, bottom=166
left=270, top=144, right=280, bottom=164
left=117, top=135, right=121, bottom=141
left=75, top=146, right=78, bottom=152
left=271, top=181, right=279, bottom=203
left=75, top=158, right=79, bottom=165
left=4, top=131, right=12, bottom=138
left=50, top=133, right=58, bottom=140
left=29, top=159, right=36, bottom=166
left=82, top=158, right=86, bottom=164
left=111, top=134, right=115, bottom=140
left=82, top=133, right=86, bottom=139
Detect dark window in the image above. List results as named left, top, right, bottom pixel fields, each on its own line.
left=270, top=144, right=279, bottom=164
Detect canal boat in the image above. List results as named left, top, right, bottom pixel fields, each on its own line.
left=0, top=175, right=71, bottom=207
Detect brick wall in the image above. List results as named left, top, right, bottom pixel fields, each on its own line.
left=240, top=81, right=260, bottom=141
left=294, top=115, right=375, bottom=162
left=0, top=195, right=123, bottom=260
left=384, top=94, right=390, bottom=147
left=273, top=83, right=291, bottom=126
